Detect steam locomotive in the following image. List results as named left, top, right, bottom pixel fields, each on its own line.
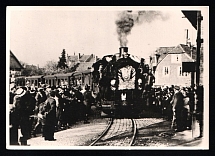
left=92, top=47, right=155, bottom=117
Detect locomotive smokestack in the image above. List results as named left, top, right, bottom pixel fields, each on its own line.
left=119, top=47, right=128, bottom=57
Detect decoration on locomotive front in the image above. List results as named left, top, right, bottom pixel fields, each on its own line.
left=118, top=65, right=136, bottom=90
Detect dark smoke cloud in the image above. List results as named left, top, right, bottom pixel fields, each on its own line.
left=116, top=10, right=169, bottom=47
left=115, top=11, right=134, bottom=47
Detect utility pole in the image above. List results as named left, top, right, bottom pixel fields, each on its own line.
left=196, top=11, right=203, bottom=88
left=192, top=11, right=203, bottom=138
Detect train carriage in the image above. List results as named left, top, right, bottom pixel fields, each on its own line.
left=25, top=75, right=44, bottom=88
left=72, top=69, right=91, bottom=87
left=44, top=73, right=74, bottom=87
left=82, top=69, right=93, bottom=88
left=14, top=76, right=26, bottom=87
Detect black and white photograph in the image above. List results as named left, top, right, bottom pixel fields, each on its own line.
left=6, top=6, right=209, bottom=149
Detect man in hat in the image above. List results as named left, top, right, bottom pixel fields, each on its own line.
left=83, top=85, right=94, bottom=124
left=10, top=88, right=26, bottom=145
left=171, top=85, right=185, bottom=132
left=43, top=90, right=57, bottom=141
left=73, top=86, right=84, bottom=122
left=10, top=87, right=32, bottom=145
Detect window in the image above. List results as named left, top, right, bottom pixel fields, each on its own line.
left=179, top=66, right=182, bottom=76
left=171, top=54, right=181, bottom=63
left=163, top=66, right=169, bottom=76
left=178, top=66, right=189, bottom=77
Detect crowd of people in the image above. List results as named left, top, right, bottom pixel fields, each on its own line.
left=9, top=84, right=97, bottom=144
left=9, top=82, right=204, bottom=145
left=147, top=85, right=203, bottom=135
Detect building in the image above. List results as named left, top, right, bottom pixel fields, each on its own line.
left=67, top=53, right=97, bottom=72
left=150, top=44, right=197, bottom=87
left=10, top=51, right=24, bottom=83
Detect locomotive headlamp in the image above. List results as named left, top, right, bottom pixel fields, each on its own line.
left=110, top=79, right=116, bottom=91
left=138, top=78, right=142, bottom=84
left=138, top=79, right=142, bottom=90
left=110, top=79, right=116, bottom=86
left=121, top=92, right=126, bottom=100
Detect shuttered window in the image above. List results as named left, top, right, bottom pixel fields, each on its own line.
left=163, top=66, right=169, bottom=76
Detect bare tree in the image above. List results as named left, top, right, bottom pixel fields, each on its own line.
left=43, top=60, right=58, bottom=75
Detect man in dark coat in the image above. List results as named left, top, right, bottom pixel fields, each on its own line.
left=171, top=86, right=185, bottom=132
left=10, top=87, right=33, bottom=144
left=75, top=87, right=85, bottom=121
left=10, top=88, right=27, bottom=145
left=83, top=85, right=94, bottom=124
left=43, top=90, right=57, bottom=141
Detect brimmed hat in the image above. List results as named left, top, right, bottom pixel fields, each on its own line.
left=29, top=89, right=36, bottom=94
left=174, top=85, right=180, bottom=90
left=38, top=87, right=43, bottom=91
left=15, top=88, right=26, bottom=97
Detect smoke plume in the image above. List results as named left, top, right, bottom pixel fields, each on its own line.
left=115, top=10, right=169, bottom=47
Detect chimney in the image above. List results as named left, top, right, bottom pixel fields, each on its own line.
left=119, top=47, right=128, bottom=57
left=185, top=29, right=189, bottom=45
left=78, top=53, right=80, bottom=61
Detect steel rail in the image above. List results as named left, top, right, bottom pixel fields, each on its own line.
left=89, top=118, right=113, bottom=146
left=129, top=119, right=137, bottom=146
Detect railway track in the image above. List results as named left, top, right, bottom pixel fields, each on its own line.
left=89, top=118, right=137, bottom=146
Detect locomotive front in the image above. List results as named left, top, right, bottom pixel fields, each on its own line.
left=93, top=47, right=147, bottom=117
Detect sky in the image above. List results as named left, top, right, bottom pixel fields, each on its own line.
left=7, top=6, right=206, bottom=67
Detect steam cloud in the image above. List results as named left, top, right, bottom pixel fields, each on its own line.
left=115, top=10, right=169, bottom=47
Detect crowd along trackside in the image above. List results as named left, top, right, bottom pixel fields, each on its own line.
left=14, top=47, right=155, bottom=117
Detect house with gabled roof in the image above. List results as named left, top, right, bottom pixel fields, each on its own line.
left=10, top=51, right=23, bottom=71
left=67, top=53, right=97, bottom=72
left=150, top=44, right=197, bottom=87
left=10, top=51, right=24, bottom=83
